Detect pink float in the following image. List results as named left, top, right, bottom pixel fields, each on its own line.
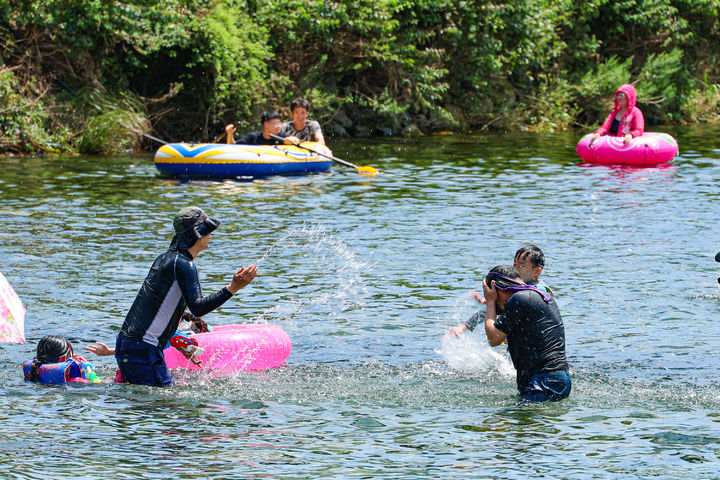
left=576, top=132, right=678, bottom=166
left=164, top=324, right=291, bottom=373
left=0, top=272, right=25, bottom=344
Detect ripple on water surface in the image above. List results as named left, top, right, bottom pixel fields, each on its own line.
left=1, top=128, right=720, bottom=478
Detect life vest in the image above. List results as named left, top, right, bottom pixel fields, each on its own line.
left=23, top=356, right=101, bottom=385
left=529, top=280, right=554, bottom=296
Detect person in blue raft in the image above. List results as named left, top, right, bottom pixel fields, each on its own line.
left=24, top=335, right=102, bottom=384
left=114, top=206, right=257, bottom=387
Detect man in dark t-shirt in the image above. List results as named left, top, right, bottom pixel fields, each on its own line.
left=225, top=111, right=299, bottom=145
left=482, top=265, right=570, bottom=402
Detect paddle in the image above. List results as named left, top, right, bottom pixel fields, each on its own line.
left=124, top=123, right=225, bottom=145
left=212, top=131, right=227, bottom=143
left=270, top=134, right=379, bottom=176
left=212, top=126, right=230, bottom=144
left=215, top=121, right=251, bottom=144
left=122, top=124, right=169, bottom=145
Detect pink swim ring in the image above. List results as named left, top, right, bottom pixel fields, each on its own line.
left=164, top=323, right=291, bottom=372
left=576, top=132, right=678, bottom=166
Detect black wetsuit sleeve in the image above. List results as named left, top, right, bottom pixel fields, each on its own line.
left=464, top=308, right=486, bottom=331
left=174, top=257, right=233, bottom=317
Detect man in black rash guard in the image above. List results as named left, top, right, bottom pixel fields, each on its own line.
left=482, top=265, right=570, bottom=402
left=115, top=206, right=258, bottom=386
left=224, top=111, right=299, bottom=146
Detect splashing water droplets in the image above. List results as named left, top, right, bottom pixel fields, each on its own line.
left=440, top=333, right=515, bottom=377
left=250, top=223, right=373, bottom=325
left=438, top=291, right=515, bottom=377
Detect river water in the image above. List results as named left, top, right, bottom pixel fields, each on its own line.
left=1, top=126, right=719, bottom=478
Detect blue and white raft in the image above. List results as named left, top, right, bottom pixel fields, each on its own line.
left=154, top=142, right=334, bottom=178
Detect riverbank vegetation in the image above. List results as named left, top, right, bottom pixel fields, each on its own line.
left=1, top=0, right=719, bottom=154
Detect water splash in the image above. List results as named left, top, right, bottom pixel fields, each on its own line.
left=439, top=333, right=515, bottom=377
left=250, top=223, right=373, bottom=325
left=438, top=291, right=515, bottom=376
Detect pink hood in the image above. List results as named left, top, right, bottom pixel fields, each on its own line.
left=613, top=84, right=637, bottom=113
left=594, top=83, right=644, bottom=138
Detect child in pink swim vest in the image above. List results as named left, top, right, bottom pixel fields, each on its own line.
left=590, top=83, right=644, bottom=146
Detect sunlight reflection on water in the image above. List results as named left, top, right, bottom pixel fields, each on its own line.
left=1, top=127, right=720, bottom=478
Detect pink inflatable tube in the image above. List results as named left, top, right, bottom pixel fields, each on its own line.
left=576, top=132, right=678, bottom=166
left=164, top=324, right=291, bottom=372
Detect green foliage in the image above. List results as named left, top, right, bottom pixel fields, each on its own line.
left=261, top=0, right=451, bottom=130
left=635, top=48, right=688, bottom=123
left=575, top=56, right=634, bottom=127
left=0, top=68, right=63, bottom=153
left=681, top=82, right=720, bottom=123
left=74, top=88, right=150, bottom=154
left=2, top=0, right=720, bottom=154
left=182, top=3, right=271, bottom=122
left=6, top=0, right=195, bottom=74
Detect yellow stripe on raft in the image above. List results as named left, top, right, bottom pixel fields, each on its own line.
left=155, top=142, right=332, bottom=164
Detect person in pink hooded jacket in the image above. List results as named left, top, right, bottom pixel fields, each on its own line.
left=589, top=84, right=644, bottom=145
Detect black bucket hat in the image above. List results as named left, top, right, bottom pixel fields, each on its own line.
left=170, top=206, right=220, bottom=250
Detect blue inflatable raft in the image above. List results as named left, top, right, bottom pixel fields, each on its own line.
left=154, top=142, right=333, bottom=178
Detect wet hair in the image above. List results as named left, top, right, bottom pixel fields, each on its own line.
left=514, top=244, right=545, bottom=269
left=290, top=97, right=309, bottom=112
left=485, top=265, right=523, bottom=289
left=485, top=265, right=552, bottom=303
left=261, top=110, right=281, bottom=125
left=27, top=335, right=72, bottom=382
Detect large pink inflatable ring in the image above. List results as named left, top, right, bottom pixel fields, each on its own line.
left=164, top=324, right=291, bottom=373
left=576, top=132, right=678, bottom=166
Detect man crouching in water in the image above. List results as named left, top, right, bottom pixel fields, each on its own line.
left=483, top=265, right=570, bottom=402
left=115, top=206, right=257, bottom=386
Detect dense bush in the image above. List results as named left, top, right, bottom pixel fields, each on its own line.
left=0, top=0, right=718, bottom=154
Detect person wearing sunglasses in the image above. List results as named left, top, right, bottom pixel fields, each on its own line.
left=589, top=84, right=644, bottom=146
left=482, top=265, right=570, bottom=403
left=114, top=206, right=258, bottom=387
